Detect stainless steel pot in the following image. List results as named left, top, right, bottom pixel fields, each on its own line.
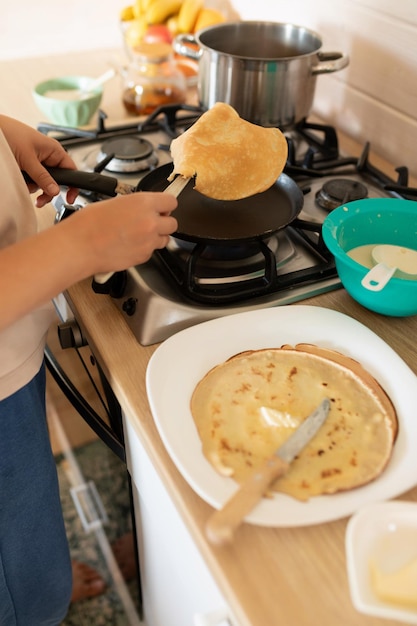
left=174, top=21, right=349, bottom=129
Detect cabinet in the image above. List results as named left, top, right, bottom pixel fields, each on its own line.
left=123, top=413, right=237, bottom=626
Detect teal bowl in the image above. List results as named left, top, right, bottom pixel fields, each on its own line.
left=322, top=198, right=417, bottom=317
left=33, top=76, right=103, bottom=127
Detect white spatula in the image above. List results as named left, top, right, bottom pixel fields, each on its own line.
left=361, top=244, right=417, bottom=291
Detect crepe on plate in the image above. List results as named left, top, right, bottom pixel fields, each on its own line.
left=190, top=344, right=397, bottom=501
left=168, top=102, right=288, bottom=200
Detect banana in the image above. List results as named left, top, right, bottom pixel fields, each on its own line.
left=177, top=0, right=204, bottom=33
left=194, top=7, right=226, bottom=31
left=120, top=4, right=135, bottom=21
left=146, top=0, right=182, bottom=24
left=142, top=0, right=158, bottom=10
left=132, top=0, right=143, bottom=19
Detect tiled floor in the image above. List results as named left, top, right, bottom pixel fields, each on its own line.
left=55, top=439, right=141, bottom=625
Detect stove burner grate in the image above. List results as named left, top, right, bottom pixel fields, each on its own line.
left=153, top=222, right=337, bottom=305
left=170, top=236, right=283, bottom=279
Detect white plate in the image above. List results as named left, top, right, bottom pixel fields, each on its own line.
left=146, top=306, right=417, bottom=527
left=346, top=501, right=417, bottom=623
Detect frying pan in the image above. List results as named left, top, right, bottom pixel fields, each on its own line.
left=31, top=164, right=304, bottom=244
left=138, top=164, right=304, bottom=244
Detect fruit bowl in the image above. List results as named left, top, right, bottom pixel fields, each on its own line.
left=119, top=0, right=230, bottom=71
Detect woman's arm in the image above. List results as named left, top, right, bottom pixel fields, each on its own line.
left=0, top=192, right=177, bottom=332
left=0, top=115, right=177, bottom=332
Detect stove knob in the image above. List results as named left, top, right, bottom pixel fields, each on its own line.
left=54, top=203, right=82, bottom=223
left=91, top=270, right=127, bottom=298
left=122, top=297, right=137, bottom=317
left=58, top=319, right=86, bottom=349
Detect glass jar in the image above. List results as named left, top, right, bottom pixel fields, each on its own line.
left=122, top=42, right=187, bottom=116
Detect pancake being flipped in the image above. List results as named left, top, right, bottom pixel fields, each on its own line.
left=168, top=102, right=288, bottom=200
left=190, top=344, right=397, bottom=501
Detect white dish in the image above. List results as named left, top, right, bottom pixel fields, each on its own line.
left=346, top=501, right=417, bottom=623
left=146, top=305, right=417, bottom=527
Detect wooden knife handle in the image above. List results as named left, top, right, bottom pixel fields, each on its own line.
left=205, top=455, right=290, bottom=546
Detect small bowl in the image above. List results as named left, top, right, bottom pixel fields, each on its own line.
left=345, top=501, right=417, bottom=623
left=322, top=198, right=417, bottom=316
left=33, top=76, right=103, bottom=127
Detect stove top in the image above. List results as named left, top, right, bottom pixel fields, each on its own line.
left=42, top=106, right=415, bottom=345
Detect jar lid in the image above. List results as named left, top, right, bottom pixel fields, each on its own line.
left=132, top=42, right=173, bottom=62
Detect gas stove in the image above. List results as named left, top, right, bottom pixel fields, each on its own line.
left=41, top=106, right=414, bottom=345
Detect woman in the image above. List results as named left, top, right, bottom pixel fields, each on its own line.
left=0, top=115, right=177, bottom=625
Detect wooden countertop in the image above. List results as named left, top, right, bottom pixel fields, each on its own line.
left=3, top=49, right=417, bottom=626
left=65, top=283, right=417, bottom=626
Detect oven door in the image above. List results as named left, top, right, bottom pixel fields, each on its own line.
left=45, top=316, right=143, bottom=624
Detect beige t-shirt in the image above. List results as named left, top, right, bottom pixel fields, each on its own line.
left=0, top=129, right=56, bottom=400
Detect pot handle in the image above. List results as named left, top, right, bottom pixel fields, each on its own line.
left=312, top=51, right=349, bottom=75
left=173, top=34, right=202, bottom=61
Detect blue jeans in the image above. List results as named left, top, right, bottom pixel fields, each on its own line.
left=0, top=364, right=72, bottom=625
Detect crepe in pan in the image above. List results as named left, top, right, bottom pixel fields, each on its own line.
left=190, top=344, right=397, bottom=501
left=168, top=102, right=288, bottom=201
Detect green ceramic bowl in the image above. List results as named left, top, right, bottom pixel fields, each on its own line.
left=33, top=76, right=103, bottom=127
left=322, top=198, right=417, bottom=317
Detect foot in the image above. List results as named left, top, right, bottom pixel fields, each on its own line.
left=71, top=560, right=106, bottom=602
left=112, top=532, right=137, bottom=582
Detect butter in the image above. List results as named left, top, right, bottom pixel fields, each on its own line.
left=259, top=407, right=300, bottom=428
left=370, top=557, right=417, bottom=609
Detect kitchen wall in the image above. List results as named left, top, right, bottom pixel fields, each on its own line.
left=1, top=0, right=417, bottom=177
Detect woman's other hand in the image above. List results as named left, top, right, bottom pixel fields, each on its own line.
left=0, top=114, right=78, bottom=207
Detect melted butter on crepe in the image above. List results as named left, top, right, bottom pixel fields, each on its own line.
left=168, top=102, right=288, bottom=200
left=259, top=407, right=301, bottom=428
left=190, top=345, right=397, bottom=501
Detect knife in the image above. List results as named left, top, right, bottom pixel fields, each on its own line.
left=205, top=397, right=331, bottom=546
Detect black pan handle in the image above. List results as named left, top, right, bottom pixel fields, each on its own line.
left=22, top=167, right=135, bottom=197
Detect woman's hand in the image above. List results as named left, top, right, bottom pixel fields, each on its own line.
left=73, top=191, right=179, bottom=271
left=0, top=114, right=78, bottom=207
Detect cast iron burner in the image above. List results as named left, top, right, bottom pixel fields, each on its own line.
left=315, top=178, right=368, bottom=211
left=154, top=221, right=336, bottom=305
left=87, top=136, right=158, bottom=174
left=170, top=236, right=283, bottom=279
